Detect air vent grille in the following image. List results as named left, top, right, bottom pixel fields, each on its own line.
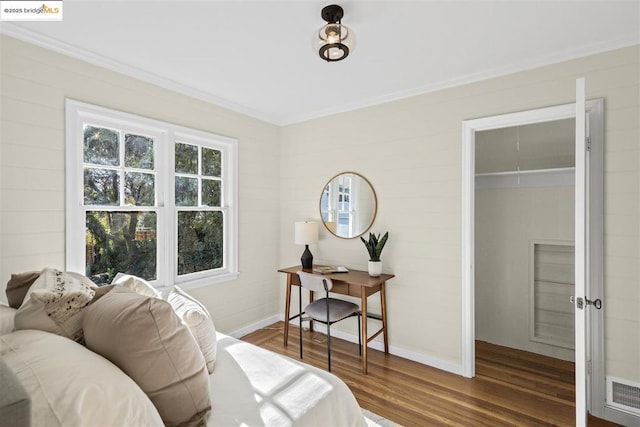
left=607, top=376, right=640, bottom=416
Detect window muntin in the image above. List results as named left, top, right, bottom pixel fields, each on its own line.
left=81, top=124, right=159, bottom=284
left=321, top=174, right=357, bottom=237
left=174, top=142, right=224, bottom=277
left=66, top=100, right=238, bottom=289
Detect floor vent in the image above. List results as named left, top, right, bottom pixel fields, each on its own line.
left=607, top=376, right=640, bottom=416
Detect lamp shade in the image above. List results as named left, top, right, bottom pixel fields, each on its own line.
left=295, top=221, right=319, bottom=245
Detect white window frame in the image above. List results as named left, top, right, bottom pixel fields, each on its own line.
left=65, top=99, right=238, bottom=290
left=328, top=174, right=356, bottom=237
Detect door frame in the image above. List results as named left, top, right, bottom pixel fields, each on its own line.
left=461, top=99, right=604, bottom=413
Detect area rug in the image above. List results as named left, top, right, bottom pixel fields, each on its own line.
left=362, top=408, right=400, bottom=427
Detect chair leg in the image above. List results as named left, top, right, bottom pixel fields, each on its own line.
left=327, top=323, right=332, bottom=372
left=325, top=288, right=331, bottom=372
left=357, top=313, right=362, bottom=356
left=299, top=288, right=303, bottom=360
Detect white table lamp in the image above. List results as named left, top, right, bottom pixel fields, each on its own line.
left=295, top=221, right=319, bottom=269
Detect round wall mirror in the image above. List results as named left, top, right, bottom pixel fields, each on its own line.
left=319, top=172, right=377, bottom=239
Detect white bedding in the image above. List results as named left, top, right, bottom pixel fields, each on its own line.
left=209, top=333, right=367, bottom=427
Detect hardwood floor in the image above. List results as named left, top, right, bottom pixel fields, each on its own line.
left=241, top=322, right=618, bottom=426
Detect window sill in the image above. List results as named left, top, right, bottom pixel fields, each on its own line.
left=156, top=271, right=240, bottom=292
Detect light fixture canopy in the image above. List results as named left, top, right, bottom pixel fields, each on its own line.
left=315, top=4, right=354, bottom=62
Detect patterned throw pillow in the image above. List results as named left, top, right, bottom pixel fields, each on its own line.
left=168, top=286, right=217, bottom=373
left=13, top=268, right=103, bottom=343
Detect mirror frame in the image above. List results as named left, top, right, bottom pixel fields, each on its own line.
left=319, top=171, right=378, bottom=239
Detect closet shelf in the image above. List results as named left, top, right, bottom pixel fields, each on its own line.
left=475, top=166, right=575, bottom=177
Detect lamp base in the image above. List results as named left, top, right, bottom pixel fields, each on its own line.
left=301, top=245, right=313, bottom=269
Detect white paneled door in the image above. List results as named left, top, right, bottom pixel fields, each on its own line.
left=574, top=77, right=588, bottom=426
left=573, top=77, right=606, bottom=425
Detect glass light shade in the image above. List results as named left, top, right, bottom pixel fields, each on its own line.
left=315, top=22, right=355, bottom=62
left=295, top=221, right=319, bottom=245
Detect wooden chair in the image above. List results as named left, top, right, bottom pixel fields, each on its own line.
left=297, top=271, right=361, bottom=371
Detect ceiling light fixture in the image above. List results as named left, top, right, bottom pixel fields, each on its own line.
left=315, top=4, right=354, bottom=62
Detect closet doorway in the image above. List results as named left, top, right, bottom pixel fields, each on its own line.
left=474, top=119, right=577, bottom=363
left=461, top=98, right=605, bottom=419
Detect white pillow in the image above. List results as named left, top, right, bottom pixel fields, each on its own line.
left=0, top=304, right=17, bottom=335
left=168, top=286, right=217, bottom=373
left=111, top=272, right=160, bottom=298
left=14, top=268, right=97, bottom=342
left=0, top=329, right=163, bottom=427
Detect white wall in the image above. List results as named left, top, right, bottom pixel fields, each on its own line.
left=280, top=45, right=640, bottom=383
left=0, top=35, right=281, bottom=333
left=475, top=185, right=575, bottom=361
left=1, top=33, right=638, bottom=386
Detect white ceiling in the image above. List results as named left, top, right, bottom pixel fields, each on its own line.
left=2, top=1, right=639, bottom=125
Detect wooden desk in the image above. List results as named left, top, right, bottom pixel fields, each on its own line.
left=278, top=265, right=394, bottom=374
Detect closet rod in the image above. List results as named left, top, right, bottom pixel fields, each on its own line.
left=475, top=166, right=575, bottom=178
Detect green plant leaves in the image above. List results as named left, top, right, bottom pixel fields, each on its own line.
left=361, top=231, right=388, bottom=261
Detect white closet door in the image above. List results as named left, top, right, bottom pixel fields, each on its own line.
left=574, top=77, right=588, bottom=425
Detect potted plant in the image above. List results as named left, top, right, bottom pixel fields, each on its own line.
left=360, top=232, right=389, bottom=277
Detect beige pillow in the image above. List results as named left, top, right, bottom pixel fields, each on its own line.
left=111, top=272, right=160, bottom=298
left=5, top=271, right=40, bottom=308
left=14, top=268, right=98, bottom=343
left=83, top=286, right=211, bottom=427
left=168, top=286, right=217, bottom=373
left=91, top=284, right=116, bottom=302
left=1, top=329, right=163, bottom=427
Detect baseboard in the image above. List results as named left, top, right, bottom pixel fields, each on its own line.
left=284, top=318, right=465, bottom=376
left=227, top=314, right=281, bottom=339
left=600, top=404, right=640, bottom=426
left=230, top=315, right=464, bottom=376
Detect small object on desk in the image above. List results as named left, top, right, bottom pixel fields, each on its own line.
left=313, top=266, right=349, bottom=274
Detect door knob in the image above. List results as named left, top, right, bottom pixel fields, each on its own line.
left=586, top=298, right=602, bottom=310
left=570, top=296, right=602, bottom=310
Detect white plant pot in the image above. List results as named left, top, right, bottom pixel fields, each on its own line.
left=368, top=260, right=382, bottom=277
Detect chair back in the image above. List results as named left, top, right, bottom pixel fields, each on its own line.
left=297, top=271, right=333, bottom=293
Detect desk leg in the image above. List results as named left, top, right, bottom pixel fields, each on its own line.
left=381, top=282, right=389, bottom=354
left=309, top=290, right=314, bottom=332
left=361, top=286, right=368, bottom=374
left=284, top=275, right=292, bottom=347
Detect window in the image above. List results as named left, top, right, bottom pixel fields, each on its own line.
left=65, top=100, right=238, bottom=289
left=320, top=174, right=358, bottom=237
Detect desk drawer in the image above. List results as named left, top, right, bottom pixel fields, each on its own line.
left=290, top=274, right=380, bottom=297
left=330, top=282, right=357, bottom=296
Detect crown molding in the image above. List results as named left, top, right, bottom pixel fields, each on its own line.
left=0, top=23, right=282, bottom=125
left=280, top=35, right=639, bottom=126
left=1, top=23, right=637, bottom=127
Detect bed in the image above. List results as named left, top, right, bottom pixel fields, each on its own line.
left=209, top=333, right=365, bottom=426
left=0, top=269, right=367, bottom=427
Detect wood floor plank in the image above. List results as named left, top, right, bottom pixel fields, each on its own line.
left=241, top=322, right=619, bottom=426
